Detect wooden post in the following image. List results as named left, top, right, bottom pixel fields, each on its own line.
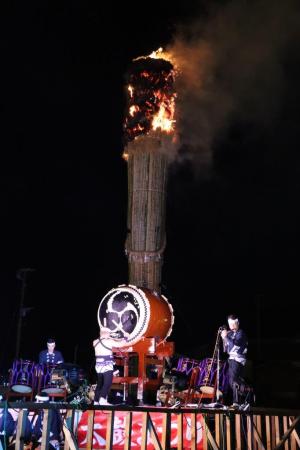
left=253, top=415, right=265, bottom=450
left=247, top=415, right=253, bottom=450
left=200, top=414, right=219, bottom=450
left=282, top=416, right=288, bottom=450
left=124, top=412, right=133, bottom=450
left=265, top=416, right=271, bottom=450
left=177, top=413, right=184, bottom=450
left=190, top=413, right=197, bottom=450
left=15, top=408, right=28, bottom=450
left=63, top=409, right=78, bottom=450
left=271, top=416, right=276, bottom=449
left=215, top=413, right=221, bottom=449
left=141, top=412, right=148, bottom=449
left=226, top=415, right=231, bottom=450
left=235, top=413, right=242, bottom=450
left=86, top=410, right=95, bottom=450
left=40, top=409, right=51, bottom=450
left=105, top=411, right=115, bottom=450
left=161, top=412, right=171, bottom=450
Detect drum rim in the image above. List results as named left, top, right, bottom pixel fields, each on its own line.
left=42, top=387, right=65, bottom=394
left=11, top=384, right=32, bottom=393
left=199, top=385, right=223, bottom=395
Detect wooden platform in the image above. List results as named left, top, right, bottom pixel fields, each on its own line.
left=1, top=401, right=300, bottom=450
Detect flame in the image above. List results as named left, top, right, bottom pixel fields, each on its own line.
left=124, top=47, right=177, bottom=144
left=135, top=47, right=176, bottom=67
left=152, top=96, right=176, bottom=132
left=129, top=105, right=139, bottom=117
left=128, top=85, right=134, bottom=98
left=149, top=47, right=164, bottom=58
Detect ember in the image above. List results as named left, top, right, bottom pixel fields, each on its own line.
left=124, top=50, right=177, bottom=144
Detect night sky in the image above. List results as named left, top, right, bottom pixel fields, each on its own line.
left=1, top=0, right=300, bottom=404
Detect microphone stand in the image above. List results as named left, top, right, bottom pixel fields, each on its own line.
left=215, top=327, right=223, bottom=407
left=204, top=327, right=224, bottom=409
left=215, top=332, right=221, bottom=404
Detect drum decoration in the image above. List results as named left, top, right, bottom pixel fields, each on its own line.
left=97, top=284, right=174, bottom=348
left=10, top=360, right=36, bottom=394
left=176, top=357, right=202, bottom=376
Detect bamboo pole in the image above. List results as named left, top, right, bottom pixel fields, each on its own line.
left=125, top=134, right=172, bottom=292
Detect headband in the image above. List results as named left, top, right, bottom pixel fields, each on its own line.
left=228, top=318, right=239, bottom=326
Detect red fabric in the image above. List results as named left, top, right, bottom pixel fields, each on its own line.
left=77, top=410, right=203, bottom=449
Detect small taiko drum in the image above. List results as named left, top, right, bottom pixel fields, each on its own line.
left=198, top=358, right=228, bottom=397
left=10, top=360, right=36, bottom=394
left=38, top=364, right=66, bottom=395
left=97, top=284, right=174, bottom=347
left=176, top=357, right=202, bottom=376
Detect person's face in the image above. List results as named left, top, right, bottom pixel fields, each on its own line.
left=228, top=320, right=239, bottom=331
left=47, top=342, right=55, bottom=352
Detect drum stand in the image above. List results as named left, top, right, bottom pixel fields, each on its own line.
left=112, top=338, right=174, bottom=406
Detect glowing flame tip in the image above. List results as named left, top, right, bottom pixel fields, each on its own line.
left=134, top=47, right=175, bottom=65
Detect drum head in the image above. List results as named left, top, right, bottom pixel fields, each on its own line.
left=200, top=386, right=223, bottom=397
left=42, top=387, right=64, bottom=394
left=97, top=284, right=174, bottom=347
left=12, top=384, right=32, bottom=393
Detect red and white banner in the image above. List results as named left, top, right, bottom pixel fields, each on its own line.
left=77, top=410, right=203, bottom=449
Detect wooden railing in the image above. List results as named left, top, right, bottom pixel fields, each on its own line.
left=1, top=402, right=299, bottom=450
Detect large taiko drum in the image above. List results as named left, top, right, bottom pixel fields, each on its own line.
left=97, top=284, right=174, bottom=347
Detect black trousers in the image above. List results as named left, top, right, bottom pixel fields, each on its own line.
left=94, top=371, right=113, bottom=402
left=228, top=359, right=244, bottom=404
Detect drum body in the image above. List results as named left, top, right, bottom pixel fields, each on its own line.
left=59, top=364, right=84, bottom=388
left=51, top=368, right=67, bottom=383
left=198, top=358, right=229, bottom=396
left=176, top=357, right=229, bottom=397
left=176, top=357, right=201, bottom=376
left=10, top=360, right=36, bottom=393
left=97, top=285, right=174, bottom=347
left=38, top=364, right=66, bottom=394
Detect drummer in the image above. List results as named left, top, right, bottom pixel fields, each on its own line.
left=39, top=338, right=64, bottom=365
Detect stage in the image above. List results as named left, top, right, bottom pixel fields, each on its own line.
left=2, top=401, right=300, bottom=450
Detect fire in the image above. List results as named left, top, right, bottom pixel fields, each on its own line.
left=152, top=96, right=176, bottom=132
left=129, top=105, right=140, bottom=117
left=128, top=85, right=134, bottom=98
left=124, top=48, right=177, bottom=145
left=136, top=47, right=176, bottom=66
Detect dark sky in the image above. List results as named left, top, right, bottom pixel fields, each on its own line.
left=1, top=0, right=300, bottom=378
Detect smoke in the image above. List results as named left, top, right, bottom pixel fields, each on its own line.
left=168, top=0, right=300, bottom=170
